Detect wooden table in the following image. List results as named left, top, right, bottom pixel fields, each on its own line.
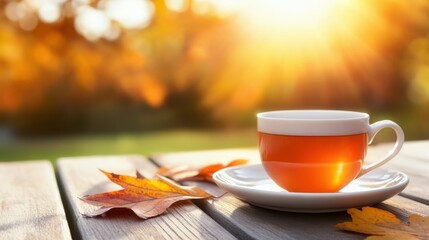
left=2, top=140, right=429, bottom=239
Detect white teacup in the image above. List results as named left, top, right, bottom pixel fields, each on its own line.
left=257, top=110, right=404, bottom=192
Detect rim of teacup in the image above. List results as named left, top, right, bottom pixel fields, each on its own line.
left=257, top=110, right=370, bottom=136
left=257, top=110, right=369, bottom=121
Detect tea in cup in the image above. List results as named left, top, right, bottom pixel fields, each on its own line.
left=257, top=110, right=404, bottom=193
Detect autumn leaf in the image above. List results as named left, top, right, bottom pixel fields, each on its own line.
left=80, top=170, right=213, bottom=219
left=158, top=159, right=248, bottom=183
left=336, top=206, right=429, bottom=239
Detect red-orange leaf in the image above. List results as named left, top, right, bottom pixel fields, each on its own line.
left=158, top=159, right=248, bottom=183
left=80, top=170, right=213, bottom=219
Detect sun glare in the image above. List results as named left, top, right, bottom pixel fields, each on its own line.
left=202, top=0, right=411, bottom=117
left=237, top=0, right=349, bottom=57
left=235, top=0, right=345, bottom=69
left=241, top=0, right=337, bottom=33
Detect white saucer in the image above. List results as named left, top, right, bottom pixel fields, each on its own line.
left=213, top=164, right=409, bottom=213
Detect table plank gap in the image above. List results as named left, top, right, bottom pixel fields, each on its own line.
left=399, top=192, right=429, bottom=206
left=192, top=199, right=259, bottom=240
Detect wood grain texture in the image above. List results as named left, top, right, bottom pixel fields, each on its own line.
left=380, top=195, right=429, bottom=218
left=196, top=192, right=429, bottom=240
left=56, top=155, right=236, bottom=240
left=369, top=142, right=429, bottom=204
left=0, top=161, right=71, bottom=240
left=150, top=142, right=429, bottom=240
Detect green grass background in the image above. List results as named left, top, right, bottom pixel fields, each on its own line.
left=0, top=129, right=257, bottom=163
left=1, top=107, right=426, bottom=164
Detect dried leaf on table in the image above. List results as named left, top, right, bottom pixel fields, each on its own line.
left=158, top=159, right=248, bottom=183
left=80, top=169, right=213, bottom=219
left=336, top=206, right=429, bottom=239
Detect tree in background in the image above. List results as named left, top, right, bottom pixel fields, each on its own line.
left=1, top=0, right=429, bottom=137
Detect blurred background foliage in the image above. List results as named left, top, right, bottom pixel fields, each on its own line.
left=1, top=0, right=429, bottom=147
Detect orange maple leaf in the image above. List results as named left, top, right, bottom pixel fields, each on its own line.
left=80, top=170, right=213, bottom=219
left=158, top=159, right=248, bottom=183
left=336, top=207, right=429, bottom=239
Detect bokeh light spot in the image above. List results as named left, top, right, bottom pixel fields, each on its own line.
left=103, top=0, right=154, bottom=29
left=38, top=2, right=61, bottom=23
left=75, top=6, right=110, bottom=41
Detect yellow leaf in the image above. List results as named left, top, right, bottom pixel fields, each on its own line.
left=336, top=207, right=429, bottom=239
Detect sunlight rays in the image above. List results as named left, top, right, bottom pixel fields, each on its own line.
left=201, top=0, right=416, bottom=118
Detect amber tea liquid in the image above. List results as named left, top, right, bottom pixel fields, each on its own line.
left=259, top=132, right=368, bottom=192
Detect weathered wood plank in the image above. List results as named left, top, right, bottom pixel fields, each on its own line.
left=56, top=155, right=236, bottom=240
left=196, top=194, right=367, bottom=239
left=0, top=161, right=71, bottom=240
left=150, top=143, right=429, bottom=240
left=380, top=195, right=429, bottom=218
left=368, top=142, right=429, bottom=204
left=391, top=140, right=429, bottom=160
left=367, top=141, right=429, bottom=174
left=196, top=194, right=428, bottom=240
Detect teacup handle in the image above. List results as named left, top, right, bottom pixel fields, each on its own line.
left=358, top=120, right=404, bottom=177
